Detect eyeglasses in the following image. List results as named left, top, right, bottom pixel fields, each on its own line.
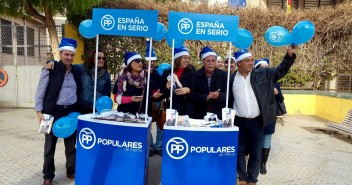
left=224, top=60, right=235, bottom=64
left=207, top=117, right=217, bottom=122
left=98, top=57, right=106, bottom=61
left=133, top=59, right=144, bottom=64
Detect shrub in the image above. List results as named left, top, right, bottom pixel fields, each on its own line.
left=68, top=0, right=352, bottom=89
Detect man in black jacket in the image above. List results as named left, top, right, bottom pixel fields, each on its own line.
left=34, top=38, right=81, bottom=185
left=230, top=46, right=296, bottom=185
left=190, top=46, right=228, bottom=119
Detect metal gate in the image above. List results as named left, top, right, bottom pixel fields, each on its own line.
left=0, top=18, right=63, bottom=66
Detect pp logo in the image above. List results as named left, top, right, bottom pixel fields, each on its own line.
left=166, top=137, right=189, bottom=159
left=101, top=15, right=115, bottom=30
left=269, top=32, right=282, bottom=43
left=178, top=18, right=193, bottom=35
left=79, top=128, right=96, bottom=149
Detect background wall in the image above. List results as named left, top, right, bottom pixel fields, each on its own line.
left=284, top=94, right=352, bottom=123
left=0, top=65, right=41, bottom=108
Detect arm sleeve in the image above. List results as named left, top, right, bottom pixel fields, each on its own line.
left=121, top=96, right=133, bottom=104
left=269, top=53, right=297, bottom=83
left=275, top=83, right=284, bottom=103
left=103, top=73, right=112, bottom=96
left=34, top=69, right=50, bottom=112
left=189, top=72, right=208, bottom=105
left=159, top=70, right=171, bottom=98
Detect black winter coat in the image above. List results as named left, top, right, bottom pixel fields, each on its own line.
left=229, top=53, right=296, bottom=127
left=264, top=83, right=284, bottom=134
left=190, top=67, right=228, bottom=119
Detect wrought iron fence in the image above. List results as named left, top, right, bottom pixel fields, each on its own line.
left=0, top=19, right=63, bottom=66
left=337, top=74, right=352, bottom=92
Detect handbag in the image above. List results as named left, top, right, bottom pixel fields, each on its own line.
left=157, top=100, right=167, bottom=131
left=151, top=102, right=158, bottom=122
left=276, top=100, right=287, bottom=116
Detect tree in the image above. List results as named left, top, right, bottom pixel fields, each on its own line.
left=0, top=0, right=102, bottom=60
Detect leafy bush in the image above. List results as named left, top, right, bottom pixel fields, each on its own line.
left=68, top=0, right=352, bottom=88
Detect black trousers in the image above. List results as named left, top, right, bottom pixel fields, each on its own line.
left=235, top=116, right=264, bottom=183
left=43, top=104, right=77, bottom=180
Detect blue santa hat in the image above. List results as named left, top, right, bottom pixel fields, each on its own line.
left=174, top=46, right=190, bottom=59
left=224, top=55, right=236, bottom=63
left=254, top=58, right=270, bottom=68
left=124, top=51, right=142, bottom=65
left=200, top=46, right=217, bottom=60
left=59, top=38, right=77, bottom=53
left=145, top=40, right=157, bottom=61
left=234, top=49, right=252, bottom=62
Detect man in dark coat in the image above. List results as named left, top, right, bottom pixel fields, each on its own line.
left=190, top=46, right=228, bottom=119
left=229, top=46, right=296, bottom=185
left=34, top=38, right=81, bottom=185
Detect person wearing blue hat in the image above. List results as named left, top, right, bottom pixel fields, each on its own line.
left=160, top=46, right=196, bottom=117
left=113, top=51, right=147, bottom=114
left=34, top=37, right=81, bottom=185
left=45, top=50, right=111, bottom=114
left=143, top=40, right=164, bottom=157
left=224, top=55, right=236, bottom=75
left=254, top=58, right=286, bottom=175
left=229, top=46, right=296, bottom=185
left=190, top=46, right=227, bottom=119
left=254, top=58, right=270, bottom=69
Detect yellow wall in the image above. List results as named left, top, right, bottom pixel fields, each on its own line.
left=315, top=95, right=352, bottom=123
left=284, top=94, right=316, bottom=115
left=284, top=94, right=352, bottom=123
left=64, top=24, right=84, bottom=64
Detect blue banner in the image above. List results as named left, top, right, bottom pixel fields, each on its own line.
left=92, top=8, right=158, bottom=37
left=168, top=11, right=239, bottom=42
left=161, top=127, right=239, bottom=185
left=76, top=116, right=151, bottom=185
left=228, top=0, right=247, bottom=8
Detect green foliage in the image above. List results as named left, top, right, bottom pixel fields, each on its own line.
left=0, top=1, right=25, bottom=17
left=0, top=0, right=102, bottom=21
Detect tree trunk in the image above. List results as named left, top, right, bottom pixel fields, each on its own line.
left=44, top=3, right=60, bottom=61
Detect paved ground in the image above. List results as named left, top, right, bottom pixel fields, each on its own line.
left=0, top=108, right=351, bottom=185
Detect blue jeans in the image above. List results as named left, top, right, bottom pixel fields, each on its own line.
left=262, top=134, right=272, bottom=148
left=150, top=126, right=163, bottom=151
left=235, top=116, right=264, bottom=183
left=149, top=101, right=163, bottom=151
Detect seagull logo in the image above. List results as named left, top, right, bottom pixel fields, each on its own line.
left=166, top=137, right=189, bottom=159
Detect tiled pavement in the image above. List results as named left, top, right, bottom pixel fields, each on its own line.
left=0, top=109, right=351, bottom=185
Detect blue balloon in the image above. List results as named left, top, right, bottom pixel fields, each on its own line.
left=166, top=32, right=184, bottom=48
left=291, top=21, right=315, bottom=45
left=157, top=63, right=171, bottom=76
left=79, top=19, right=96, bottom=39
left=265, top=26, right=292, bottom=47
left=153, top=22, right=167, bottom=41
left=67, top=112, right=81, bottom=118
left=96, top=96, right=113, bottom=113
left=52, top=116, right=76, bottom=138
left=233, top=28, right=253, bottom=49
